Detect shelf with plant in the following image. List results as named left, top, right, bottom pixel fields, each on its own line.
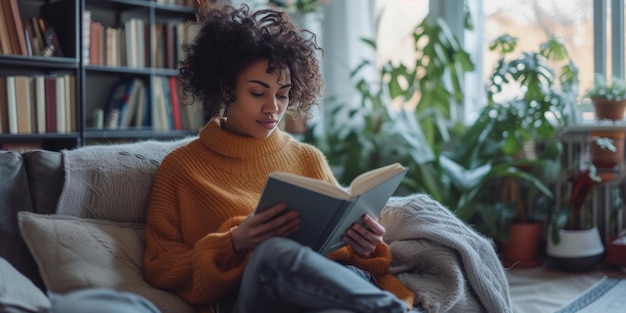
left=584, top=74, right=626, bottom=120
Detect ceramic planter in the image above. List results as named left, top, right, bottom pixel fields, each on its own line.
left=590, top=130, right=625, bottom=169
left=547, top=227, right=605, bottom=272
left=592, top=98, right=626, bottom=120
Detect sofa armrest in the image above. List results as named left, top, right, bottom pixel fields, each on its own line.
left=22, top=150, right=63, bottom=215
left=0, top=151, right=43, bottom=290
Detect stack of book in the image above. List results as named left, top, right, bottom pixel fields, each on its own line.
left=0, top=75, right=76, bottom=135
left=0, top=0, right=63, bottom=57
left=84, top=14, right=201, bottom=68
left=98, top=76, right=203, bottom=131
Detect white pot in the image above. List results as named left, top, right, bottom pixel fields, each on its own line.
left=547, top=227, right=605, bottom=272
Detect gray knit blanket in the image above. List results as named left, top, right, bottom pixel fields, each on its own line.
left=380, top=194, right=513, bottom=313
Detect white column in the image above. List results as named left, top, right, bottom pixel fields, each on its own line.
left=320, top=0, right=376, bottom=132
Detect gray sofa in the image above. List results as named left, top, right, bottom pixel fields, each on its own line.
left=0, top=140, right=513, bottom=313
left=0, top=138, right=197, bottom=313
left=1, top=149, right=64, bottom=291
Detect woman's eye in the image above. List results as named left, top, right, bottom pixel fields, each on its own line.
left=277, top=94, right=289, bottom=99
left=251, top=92, right=263, bottom=97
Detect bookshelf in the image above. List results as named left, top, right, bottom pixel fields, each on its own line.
left=0, top=0, right=203, bottom=151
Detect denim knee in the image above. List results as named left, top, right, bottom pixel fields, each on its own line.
left=49, top=288, right=161, bottom=313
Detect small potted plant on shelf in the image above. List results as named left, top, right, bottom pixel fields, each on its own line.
left=585, top=74, right=626, bottom=120
left=589, top=132, right=626, bottom=170
left=547, top=157, right=624, bottom=272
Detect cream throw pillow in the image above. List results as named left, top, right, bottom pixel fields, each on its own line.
left=17, top=212, right=195, bottom=313
left=0, top=257, right=50, bottom=313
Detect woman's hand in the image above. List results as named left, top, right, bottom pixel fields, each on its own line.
left=342, top=214, right=385, bottom=258
left=231, top=203, right=299, bottom=253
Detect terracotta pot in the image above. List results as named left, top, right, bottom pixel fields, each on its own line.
left=500, top=222, right=543, bottom=268
left=590, top=130, right=625, bottom=169
left=592, top=98, right=626, bottom=120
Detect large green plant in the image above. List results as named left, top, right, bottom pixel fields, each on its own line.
left=444, top=34, right=580, bottom=240
left=306, top=15, right=473, bottom=199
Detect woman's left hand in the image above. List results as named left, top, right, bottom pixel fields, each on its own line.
left=342, top=214, right=385, bottom=258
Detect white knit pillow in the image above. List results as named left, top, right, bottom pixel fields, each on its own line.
left=56, top=137, right=194, bottom=223
left=17, top=212, right=195, bottom=313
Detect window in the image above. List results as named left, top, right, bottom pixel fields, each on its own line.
left=374, top=0, right=625, bottom=123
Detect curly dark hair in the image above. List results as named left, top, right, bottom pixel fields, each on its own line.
left=178, top=2, right=325, bottom=121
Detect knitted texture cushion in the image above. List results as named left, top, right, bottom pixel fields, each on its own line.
left=56, top=137, right=194, bottom=223
left=17, top=212, right=195, bottom=313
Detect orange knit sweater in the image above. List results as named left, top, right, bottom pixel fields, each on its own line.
left=143, top=118, right=415, bottom=312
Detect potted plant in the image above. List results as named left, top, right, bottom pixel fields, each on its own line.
left=448, top=34, right=579, bottom=267
left=585, top=74, right=626, bottom=120
left=589, top=131, right=626, bottom=169
left=546, top=159, right=622, bottom=271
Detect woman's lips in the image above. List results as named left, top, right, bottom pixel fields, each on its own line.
left=258, top=120, right=278, bottom=129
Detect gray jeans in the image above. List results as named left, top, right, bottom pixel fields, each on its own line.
left=49, top=288, right=160, bottom=313
left=232, top=237, right=408, bottom=313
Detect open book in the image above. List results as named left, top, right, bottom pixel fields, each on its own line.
left=255, top=163, right=408, bottom=255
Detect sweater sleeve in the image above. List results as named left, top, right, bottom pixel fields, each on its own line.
left=143, top=158, right=249, bottom=305
left=327, top=244, right=415, bottom=309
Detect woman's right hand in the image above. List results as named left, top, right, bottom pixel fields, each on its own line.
left=231, top=203, right=300, bottom=253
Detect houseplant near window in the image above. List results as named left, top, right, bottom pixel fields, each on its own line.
left=589, top=131, right=626, bottom=169
left=585, top=74, right=626, bottom=120
left=547, top=159, right=623, bottom=271
left=463, top=34, right=580, bottom=267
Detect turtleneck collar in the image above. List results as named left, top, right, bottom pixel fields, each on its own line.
left=198, top=117, right=293, bottom=160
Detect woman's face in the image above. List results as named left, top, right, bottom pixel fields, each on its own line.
left=223, top=59, right=291, bottom=139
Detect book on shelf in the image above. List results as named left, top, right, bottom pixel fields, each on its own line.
left=37, top=17, right=63, bottom=57
left=6, top=0, right=28, bottom=56
left=103, top=79, right=132, bottom=129
left=24, top=19, right=39, bottom=56
left=0, top=77, right=9, bottom=134
left=5, top=76, right=18, bottom=134
left=168, top=76, right=182, bottom=130
left=82, top=11, right=91, bottom=64
left=28, top=17, right=45, bottom=57
left=255, top=163, right=408, bottom=255
left=64, top=75, right=76, bottom=132
left=134, top=85, right=149, bottom=128
left=119, top=78, right=144, bottom=128
left=54, top=75, right=66, bottom=133
left=14, top=75, right=33, bottom=134
left=0, top=1, right=14, bottom=54
left=33, top=75, right=46, bottom=134
left=44, top=76, right=56, bottom=133
left=152, top=76, right=170, bottom=131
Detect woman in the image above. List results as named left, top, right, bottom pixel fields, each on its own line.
left=143, top=3, right=415, bottom=313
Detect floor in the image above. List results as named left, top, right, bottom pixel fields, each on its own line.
left=507, top=260, right=626, bottom=313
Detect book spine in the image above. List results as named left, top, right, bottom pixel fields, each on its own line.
left=317, top=200, right=353, bottom=255
left=8, top=0, right=27, bottom=55
left=44, top=76, right=57, bottom=133
left=0, top=77, right=7, bottom=133
left=6, top=76, right=18, bottom=134
left=34, top=75, right=46, bottom=133
left=55, top=75, right=66, bottom=133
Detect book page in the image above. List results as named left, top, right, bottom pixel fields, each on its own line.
left=270, top=172, right=351, bottom=200
left=348, top=163, right=407, bottom=196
